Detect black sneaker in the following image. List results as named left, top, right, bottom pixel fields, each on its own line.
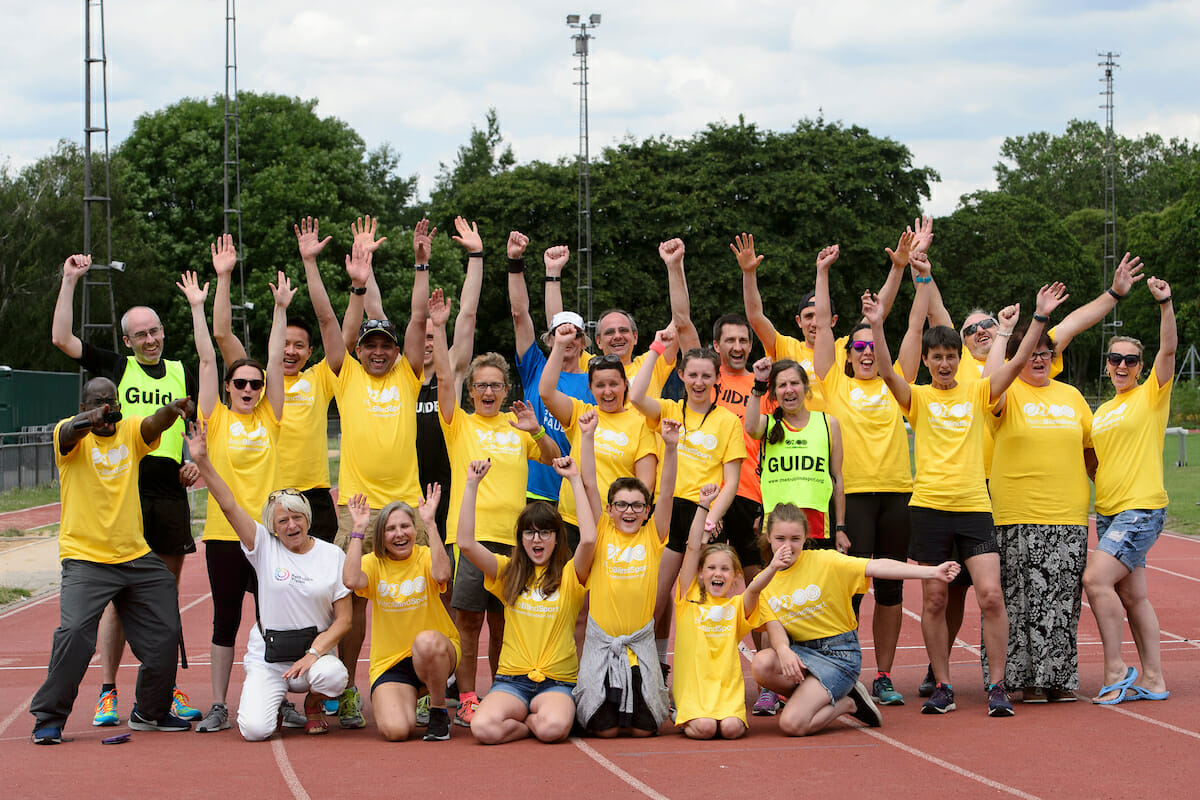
left=847, top=681, right=882, bottom=727
left=445, top=675, right=460, bottom=707
left=987, top=682, right=1015, bottom=717
left=921, top=682, right=956, bottom=714
left=128, top=705, right=191, bottom=732
left=423, top=707, right=451, bottom=741
left=918, top=664, right=936, bottom=698
left=32, top=725, right=63, bottom=745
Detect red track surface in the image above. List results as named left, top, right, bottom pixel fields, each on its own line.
left=3, top=527, right=1198, bottom=799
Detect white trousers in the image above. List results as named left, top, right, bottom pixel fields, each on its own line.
left=237, top=632, right=348, bottom=741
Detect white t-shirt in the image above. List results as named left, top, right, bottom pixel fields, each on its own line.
left=242, top=522, right=350, bottom=634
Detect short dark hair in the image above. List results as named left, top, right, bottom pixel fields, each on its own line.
left=921, top=326, right=962, bottom=357
left=712, top=313, right=753, bottom=347
left=286, top=320, right=314, bottom=348
left=1005, top=321, right=1055, bottom=360
left=797, top=291, right=836, bottom=320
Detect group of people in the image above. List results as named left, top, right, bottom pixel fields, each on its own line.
left=31, top=212, right=1175, bottom=747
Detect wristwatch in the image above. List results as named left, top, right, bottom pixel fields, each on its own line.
left=306, top=647, right=321, bottom=658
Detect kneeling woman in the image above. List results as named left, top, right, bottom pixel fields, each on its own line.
left=343, top=489, right=460, bottom=742
left=459, top=456, right=596, bottom=743
left=751, top=504, right=958, bottom=736
left=187, top=421, right=350, bottom=740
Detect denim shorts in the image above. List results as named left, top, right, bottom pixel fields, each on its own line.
left=490, top=673, right=576, bottom=708
left=790, top=629, right=862, bottom=705
left=1095, top=508, right=1166, bottom=570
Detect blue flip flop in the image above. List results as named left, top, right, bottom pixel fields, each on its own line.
left=1092, top=666, right=1138, bottom=705
left=1126, top=685, right=1169, bottom=701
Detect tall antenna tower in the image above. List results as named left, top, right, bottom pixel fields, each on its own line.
left=567, top=14, right=600, bottom=334
left=224, top=0, right=250, bottom=348
left=81, top=0, right=121, bottom=353
left=1098, top=51, right=1121, bottom=391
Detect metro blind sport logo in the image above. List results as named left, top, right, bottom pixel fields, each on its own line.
left=767, top=584, right=824, bottom=616
left=90, top=443, right=132, bottom=478
left=605, top=542, right=649, bottom=577
left=376, top=576, right=430, bottom=610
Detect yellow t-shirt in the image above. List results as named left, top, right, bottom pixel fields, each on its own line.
left=442, top=411, right=541, bottom=546
left=587, top=515, right=666, bottom=637
left=989, top=379, right=1093, bottom=526
left=335, top=355, right=423, bottom=508
left=55, top=417, right=158, bottom=564
left=818, top=368, right=911, bottom=494
left=484, top=554, right=587, bottom=682
left=770, top=333, right=848, bottom=412
left=357, top=547, right=461, bottom=687
left=672, top=581, right=758, bottom=725
left=202, top=402, right=281, bottom=543
left=279, top=360, right=336, bottom=491
left=653, top=400, right=747, bottom=501
left=904, top=380, right=993, bottom=513
left=582, top=350, right=676, bottom=399
left=559, top=398, right=657, bottom=525
left=759, top=549, right=869, bottom=642
left=1091, top=365, right=1172, bottom=515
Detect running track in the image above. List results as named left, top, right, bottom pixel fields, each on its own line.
left=2, top=528, right=1198, bottom=799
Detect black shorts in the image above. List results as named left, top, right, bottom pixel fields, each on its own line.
left=719, top=495, right=763, bottom=567
left=908, top=506, right=997, bottom=565
left=371, top=656, right=421, bottom=693
left=667, top=497, right=700, bottom=553
left=141, top=495, right=196, bottom=556
left=452, top=541, right=512, bottom=613
left=585, top=665, right=658, bottom=733
left=301, top=487, right=337, bottom=543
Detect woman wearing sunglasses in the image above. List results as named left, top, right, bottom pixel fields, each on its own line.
left=179, top=266, right=291, bottom=732
left=1083, top=275, right=1176, bottom=705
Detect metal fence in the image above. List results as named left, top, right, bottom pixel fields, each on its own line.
left=0, top=426, right=58, bottom=493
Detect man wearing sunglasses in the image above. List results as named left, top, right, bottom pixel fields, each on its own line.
left=52, top=254, right=201, bottom=728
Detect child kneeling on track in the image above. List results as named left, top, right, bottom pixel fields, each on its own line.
left=574, top=414, right=682, bottom=737
left=751, top=503, right=959, bottom=736
left=672, top=483, right=787, bottom=739
left=342, top=489, right=460, bottom=742
left=457, top=456, right=596, bottom=743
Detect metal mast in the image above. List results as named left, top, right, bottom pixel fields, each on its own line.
left=224, top=0, right=250, bottom=348
left=568, top=14, right=600, bottom=334
left=1098, top=52, right=1121, bottom=393
left=81, top=0, right=120, bottom=352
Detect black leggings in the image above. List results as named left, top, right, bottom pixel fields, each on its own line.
left=845, top=492, right=911, bottom=607
left=205, top=539, right=258, bottom=647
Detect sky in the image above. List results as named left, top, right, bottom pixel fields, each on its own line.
left=3, top=0, right=1198, bottom=217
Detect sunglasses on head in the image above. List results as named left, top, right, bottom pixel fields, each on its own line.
left=593, top=353, right=623, bottom=366
left=231, top=378, right=264, bottom=391
left=851, top=340, right=875, bottom=352
left=962, top=318, right=997, bottom=337
left=268, top=488, right=302, bottom=502
left=1105, top=352, right=1141, bottom=367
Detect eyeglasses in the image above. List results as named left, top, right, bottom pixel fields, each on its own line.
left=268, top=488, right=303, bottom=502
left=129, top=326, right=162, bottom=342
left=1029, top=350, right=1054, bottom=362
left=961, top=318, right=997, bottom=337
left=851, top=341, right=875, bottom=352
left=1105, top=352, right=1141, bottom=367
left=471, top=382, right=505, bottom=393
left=231, top=378, right=264, bottom=391
left=610, top=500, right=648, bottom=513
left=521, top=528, right=555, bottom=541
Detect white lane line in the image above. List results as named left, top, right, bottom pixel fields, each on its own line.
left=1161, top=532, right=1200, bottom=544
left=1147, top=564, right=1200, bottom=583
left=0, top=691, right=34, bottom=737
left=570, top=737, right=672, bottom=800
left=271, top=737, right=312, bottom=800
left=1098, top=704, right=1200, bottom=740
left=901, top=607, right=981, bottom=656
left=0, top=592, right=59, bottom=620
left=1079, top=599, right=1200, bottom=650
left=181, top=592, right=212, bottom=613
left=852, top=725, right=1041, bottom=799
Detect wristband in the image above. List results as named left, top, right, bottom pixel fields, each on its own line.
left=835, top=524, right=846, bottom=532
left=507, top=257, right=526, bottom=274
left=1107, top=288, right=1124, bottom=301
left=545, top=275, right=562, bottom=282
left=414, top=263, right=429, bottom=272
left=305, top=647, right=321, bottom=658
left=649, top=341, right=666, bottom=356
left=1032, top=313, right=1050, bottom=323
left=530, top=427, right=546, bottom=442
left=349, top=286, right=367, bottom=296
left=1158, top=295, right=1173, bottom=305
left=995, top=331, right=1012, bottom=337
left=468, top=251, right=484, bottom=259
left=752, top=379, right=769, bottom=395
left=697, top=505, right=711, bottom=513
left=914, top=275, right=932, bottom=284
left=350, top=532, right=365, bottom=540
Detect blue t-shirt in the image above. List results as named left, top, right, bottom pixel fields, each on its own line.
left=516, top=343, right=593, bottom=501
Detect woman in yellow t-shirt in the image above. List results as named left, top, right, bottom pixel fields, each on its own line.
left=343, top=488, right=459, bottom=741
left=985, top=312, right=1094, bottom=703
left=750, top=503, right=959, bottom=736
left=180, top=267, right=290, bottom=732
left=457, top=456, right=596, bottom=744
left=1084, top=276, right=1176, bottom=705
left=672, top=483, right=785, bottom=739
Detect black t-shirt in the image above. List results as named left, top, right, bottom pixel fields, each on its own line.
left=77, top=342, right=198, bottom=500
left=415, top=375, right=452, bottom=524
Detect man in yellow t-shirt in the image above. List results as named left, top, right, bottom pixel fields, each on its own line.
left=31, top=379, right=193, bottom=743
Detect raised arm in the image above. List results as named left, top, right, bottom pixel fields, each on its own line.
left=340, top=216, right=388, bottom=356
left=652, top=418, right=681, bottom=537
left=538, top=325, right=578, bottom=426
left=578, top=409, right=603, bottom=522
left=508, top=233, right=536, bottom=355
left=186, top=419, right=257, bottom=549
left=419, top=483, right=450, bottom=586
left=897, top=253, right=933, bottom=381
left=177, top=271, right=218, bottom=417
left=876, top=229, right=915, bottom=320
left=908, top=216, right=953, bottom=329
left=430, top=288, right=457, bottom=425
left=987, top=283, right=1068, bottom=403
left=812, top=245, right=840, bottom=379
left=660, top=238, right=700, bottom=354
left=828, top=416, right=847, bottom=553
left=734, top=233, right=778, bottom=355
left=1147, top=277, right=1176, bottom=386
left=629, top=326, right=673, bottom=423
left=865, top=292, right=911, bottom=411
left=677, top=483, right=720, bottom=594
left=456, top=460, right=500, bottom=580
left=266, top=271, right=294, bottom=419
left=449, top=217, right=485, bottom=385
left=554, top=457, right=597, bottom=583
left=342, top=493, right=372, bottom=591
left=743, top=540, right=791, bottom=618
left=1053, top=253, right=1144, bottom=351
left=510, top=400, right=561, bottom=464
left=744, top=357, right=772, bottom=440
left=211, top=233, right=248, bottom=366
left=51, top=255, right=89, bottom=359
left=403, top=218, right=434, bottom=371
left=543, top=239, right=568, bottom=323
left=340, top=240, right=373, bottom=369
left=294, top=216, right=345, bottom=373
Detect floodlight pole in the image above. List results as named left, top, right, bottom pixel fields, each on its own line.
left=1098, top=51, right=1120, bottom=395
left=225, top=0, right=250, bottom=348
left=568, top=14, right=600, bottom=334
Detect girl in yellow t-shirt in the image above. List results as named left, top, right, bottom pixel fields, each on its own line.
left=343, top=488, right=459, bottom=741
left=750, top=503, right=960, bottom=736
left=180, top=266, right=290, bottom=731
left=673, top=483, right=785, bottom=739
left=457, top=456, right=596, bottom=744
left=1084, top=276, right=1176, bottom=705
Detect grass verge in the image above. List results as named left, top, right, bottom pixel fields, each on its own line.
left=0, top=587, right=32, bottom=605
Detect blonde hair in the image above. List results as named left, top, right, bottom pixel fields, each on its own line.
left=262, top=490, right=312, bottom=536
left=372, top=501, right=430, bottom=557
left=1107, top=335, right=1144, bottom=356
left=756, top=503, right=809, bottom=564
left=467, top=352, right=511, bottom=387
left=696, top=543, right=742, bottom=603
